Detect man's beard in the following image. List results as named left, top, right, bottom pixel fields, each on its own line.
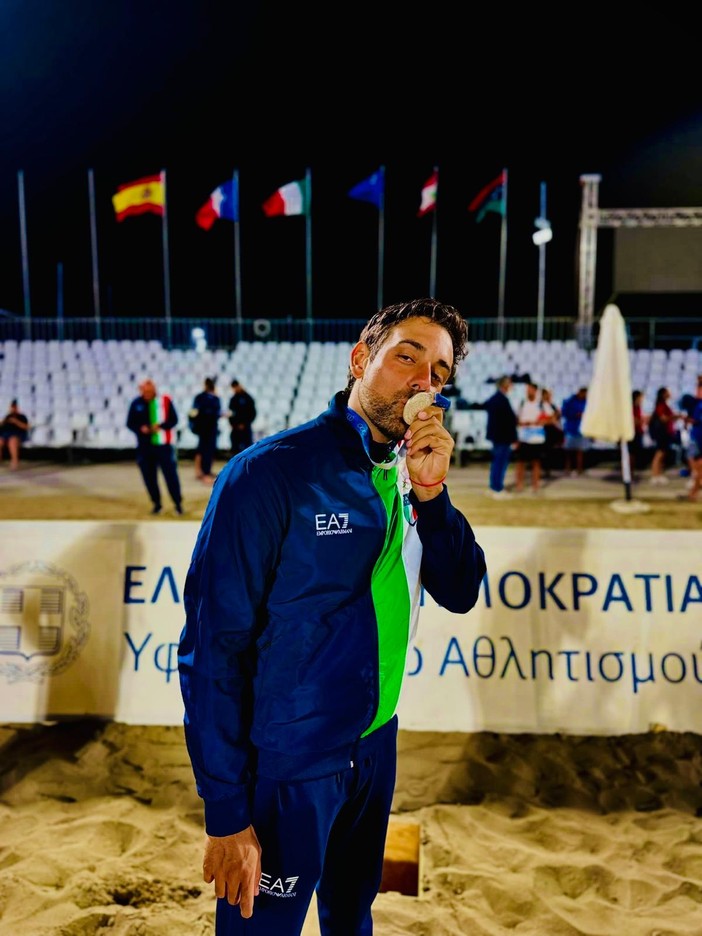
left=357, top=383, right=407, bottom=442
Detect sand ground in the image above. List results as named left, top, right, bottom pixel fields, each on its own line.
left=1, top=450, right=700, bottom=530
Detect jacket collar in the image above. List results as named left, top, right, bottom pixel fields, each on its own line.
left=325, top=391, right=403, bottom=468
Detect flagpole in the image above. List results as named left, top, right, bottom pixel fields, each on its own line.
left=497, top=167, right=508, bottom=341
left=56, top=262, right=64, bottom=340
left=305, top=166, right=312, bottom=329
left=429, top=165, right=438, bottom=297
left=536, top=181, right=546, bottom=342
left=233, top=168, right=243, bottom=338
left=160, top=168, right=172, bottom=347
left=17, top=170, right=31, bottom=337
left=377, top=165, right=385, bottom=309
left=87, top=168, right=102, bottom=338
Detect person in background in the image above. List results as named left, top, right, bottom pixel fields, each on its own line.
left=483, top=375, right=518, bottom=499
left=649, top=386, right=683, bottom=485
left=515, top=381, right=546, bottom=494
left=190, top=376, right=221, bottom=485
left=178, top=298, right=487, bottom=935
left=629, top=389, right=647, bottom=478
left=0, top=399, right=30, bottom=470
left=683, top=380, right=702, bottom=502
left=678, top=374, right=702, bottom=489
left=126, top=378, right=184, bottom=515
left=561, top=386, right=590, bottom=476
left=677, top=373, right=702, bottom=424
left=539, top=386, right=563, bottom=479
left=228, top=378, right=257, bottom=456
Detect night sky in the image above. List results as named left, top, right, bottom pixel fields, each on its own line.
left=2, top=3, right=701, bottom=325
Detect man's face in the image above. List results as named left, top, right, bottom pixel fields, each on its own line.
left=526, top=384, right=537, bottom=400
left=349, top=317, right=453, bottom=442
left=141, top=381, right=156, bottom=401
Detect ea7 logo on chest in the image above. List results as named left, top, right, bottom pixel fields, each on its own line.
left=315, top=512, right=352, bottom=536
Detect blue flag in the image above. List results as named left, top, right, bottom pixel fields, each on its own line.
left=348, top=170, right=384, bottom=208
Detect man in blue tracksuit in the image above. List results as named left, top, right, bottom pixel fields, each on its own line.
left=178, top=299, right=487, bottom=935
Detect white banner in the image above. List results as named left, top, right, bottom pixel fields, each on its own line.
left=1, top=523, right=700, bottom=734
left=399, top=527, right=702, bottom=735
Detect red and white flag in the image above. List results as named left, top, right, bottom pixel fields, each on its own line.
left=417, top=169, right=438, bottom=217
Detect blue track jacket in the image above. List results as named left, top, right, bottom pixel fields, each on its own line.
left=178, top=392, right=487, bottom=836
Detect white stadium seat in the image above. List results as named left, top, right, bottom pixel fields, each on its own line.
left=1, top=338, right=699, bottom=453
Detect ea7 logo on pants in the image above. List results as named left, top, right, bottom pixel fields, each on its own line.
left=258, top=873, right=300, bottom=898
left=315, top=512, right=352, bottom=536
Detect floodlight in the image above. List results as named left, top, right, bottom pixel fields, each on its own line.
left=191, top=326, right=207, bottom=352
left=532, top=227, right=553, bottom=246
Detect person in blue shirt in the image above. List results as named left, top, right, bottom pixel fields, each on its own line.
left=561, top=386, right=590, bottom=476
left=178, top=298, right=487, bottom=935
left=683, top=381, right=702, bottom=501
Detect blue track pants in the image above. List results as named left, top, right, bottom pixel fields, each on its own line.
left=216, top=716, right=398, bottom=935
left=136, top=444, right=182, bottom=510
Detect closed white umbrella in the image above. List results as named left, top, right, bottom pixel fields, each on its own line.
left=581, top=303, right=649, bottom=512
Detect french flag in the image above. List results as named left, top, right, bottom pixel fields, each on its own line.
left=196, top=178, right=239, bottom=230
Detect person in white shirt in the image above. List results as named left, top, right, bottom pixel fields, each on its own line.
left=515, top=382, right=547, bottom=493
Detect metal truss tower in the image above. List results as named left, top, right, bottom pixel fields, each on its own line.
left=577, top=174, right=702, bottom=348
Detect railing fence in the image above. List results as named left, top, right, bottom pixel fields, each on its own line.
left=0, top=315, right=700, bottom=350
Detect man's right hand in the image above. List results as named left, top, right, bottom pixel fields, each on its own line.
left=202, top=825, right=262, bottom=918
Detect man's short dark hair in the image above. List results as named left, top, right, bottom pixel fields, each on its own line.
left=346, top=298, right=469, bottom=391
left=230, top=379, right=240, bottom=389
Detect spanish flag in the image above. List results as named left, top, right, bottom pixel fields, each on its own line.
left=112, top=173, right=165, bottom=222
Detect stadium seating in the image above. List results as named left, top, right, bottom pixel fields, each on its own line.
left=0, top=339, right=698, bottom=455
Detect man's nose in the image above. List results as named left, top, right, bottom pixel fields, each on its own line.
left=410, top=363, right=433, bottom=390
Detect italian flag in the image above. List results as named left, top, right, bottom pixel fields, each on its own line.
left=417, top=169, right=438, bottom=217
left=148, top=396, right=173, bottom=445
left=262, top=179, right=309, bottom=217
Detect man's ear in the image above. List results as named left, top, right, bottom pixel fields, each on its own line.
left=350, top=341, right=370, bottom=379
